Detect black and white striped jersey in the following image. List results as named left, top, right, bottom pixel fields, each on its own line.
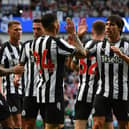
left=76, top=40, right=99, bottom=103
left=20, top=40, right=43, bottom=97
left=0, top=41, right=24, bottom=96
left=31, top=35, right=76, bottom=103
left=89, top=39, right=129, bottom=101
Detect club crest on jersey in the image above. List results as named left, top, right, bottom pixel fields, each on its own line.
left=11, top=106, right=18, bottom=112
left=101, top=55, right=123, bottom=64
left=57, top=102, right=61, bottom=111
left=22, top=110, right=26, bottom=116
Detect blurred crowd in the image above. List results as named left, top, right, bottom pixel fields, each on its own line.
left=0, top=0, right=129, bottom=20
left=63, top=66, right=79, bottom=127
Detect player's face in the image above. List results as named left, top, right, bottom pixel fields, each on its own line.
left=8, top=24, right=22, bottom=42
left=33, top=22, right=44, bottom=39
left=105, top=21, right=120, bottom=41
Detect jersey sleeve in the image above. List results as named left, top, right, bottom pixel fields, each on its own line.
left=84, top=40, right=97, bottom=56
left=56, top=38, right=77, bottom=56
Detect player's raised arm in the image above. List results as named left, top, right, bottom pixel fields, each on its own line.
left=65, top=17, right=87, bottom=58
left=77, top=18, right=88, bottom=38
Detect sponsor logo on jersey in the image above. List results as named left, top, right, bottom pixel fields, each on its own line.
left=101, top=55, right=123, bottom=64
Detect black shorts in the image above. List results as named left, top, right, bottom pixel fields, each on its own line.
left=40, top=101, right=64, bottom=124
left=75, top=101, right=112, bottom=122
left=0, top=93, right=10, bottom=121
left=22, top=96, right=41, bottom=119
left=93, top=95, right=129, bottom=121
left=75, top=101, right=92, bottom=120
left=7, top=94, right=23, bottom=115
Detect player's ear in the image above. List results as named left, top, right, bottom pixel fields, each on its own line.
left=8, top=28, right=10, bottom=34
left=54, top=20, right=59, bottom=33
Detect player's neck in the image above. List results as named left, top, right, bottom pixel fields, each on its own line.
left=9, top=38, right=19, bottom=46
left=108, top=35, right=120, bottom=44
left=93, top=35, right=105, bottom=41
left=44, top=30, right=56, bottom=37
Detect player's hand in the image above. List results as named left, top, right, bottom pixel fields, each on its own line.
left=77, top=18, right=87, bottom=37
left=13, top=74, right=20, bottom=87
left=110, top=46, right=123, bottom=57
left=67, top=35, right=75, bottom=45
left=13, top=64, right=24, bottom=74
left=65, top=17, right=76, bottom=34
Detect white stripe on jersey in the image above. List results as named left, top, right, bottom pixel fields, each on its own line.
left=49, top=71, right=56, bottom=102
left=41, top=83, right=46, bottom=103
left=40, top=36, right=49, bottom=83
left=78, top=82, right=85, bottom=101
left=103, top=41, right=110, bottom=98
left=49, top=40, right=57, bottom=102
left=96, top=42, right=103, bottom=94
left=122, top=41, right=128, bottom=100
left=112, top=41, right=121, bottom=99
left=3, top=47, right=12, bottom=62
left=87, top=56, right=96, bottom=103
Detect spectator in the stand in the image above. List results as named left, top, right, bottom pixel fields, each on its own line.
left=1, top=0, right=129, bottom=18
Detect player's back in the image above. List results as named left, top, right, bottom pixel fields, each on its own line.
left=33, top=35, right=76, bottom=103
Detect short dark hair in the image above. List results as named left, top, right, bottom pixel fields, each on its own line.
left=106, top=15, right=124, bottom=34
left=33, top=19, right=42, bottom=23
left=92, top=20, right=105, bottom=35
left=41, top=13, right=57, bottom=31
left=8, top=20, right=21, bottom=28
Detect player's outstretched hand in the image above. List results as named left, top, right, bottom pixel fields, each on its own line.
left=65, top=17, right=76, bottom=34
left=77, top=18, right=87, bottom=37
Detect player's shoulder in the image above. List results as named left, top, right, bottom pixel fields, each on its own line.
left=121, top=37, right=129, bottom=44
left=85, top=39, right=92, bottom=44
left=85, top=39, right=103, bottom=45
left=0, top=41, right=9, bottom=55
left=36, top=35, right=53, bottom=42
left=23, top=40, right=33, bottom=46
left=85, top=39, right=103, bottom=48
left=1, top=41, right=9, bottom=49
left=49, top=36, right=64, bottom=44
left=96, top=38, right=107, bottom=47
left=84, top=39, right=92, bottom=47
